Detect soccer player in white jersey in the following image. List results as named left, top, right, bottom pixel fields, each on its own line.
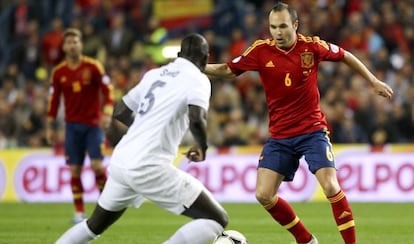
left=55, top=33, right=228, bottom=244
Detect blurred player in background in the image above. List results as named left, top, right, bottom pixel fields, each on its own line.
left=55, top=33, right=228, bottom=244
left=205, top=2, right=393, bottom=244
left=46, top=28, right=114, bottom=224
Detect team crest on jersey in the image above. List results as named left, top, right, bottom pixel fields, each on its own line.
left=301, top=52, right=314, bottom=68
left=82, top=69, right=91, bottom=84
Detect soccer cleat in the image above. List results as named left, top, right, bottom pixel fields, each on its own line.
left=71, top=212, right=86, bottom=224
left=292, top=235, right=318, bottom=244
left=302, top=235, right=318, bottom=244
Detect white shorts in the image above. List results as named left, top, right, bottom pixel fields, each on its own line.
left=98, top=163, right=205, bottom=214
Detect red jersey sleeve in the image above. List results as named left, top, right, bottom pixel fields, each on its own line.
left=95, top=61, right=114, bottom=115
left=313, top=36, right=345, bottom=62
left=227, top=39, right=267, bottom=75
left=47, top=65, right=63, bottom=119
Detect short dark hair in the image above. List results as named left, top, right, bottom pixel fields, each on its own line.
left=63, top=28, right=82, bottom=41
left=271, top=2, right=298, bottom=23
left=178, top=33, right=209, bottom=71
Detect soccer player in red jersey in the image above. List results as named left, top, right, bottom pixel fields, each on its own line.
left=205, top=2, right=393, bottom=244
left=46, top=28, right=114, bottom=224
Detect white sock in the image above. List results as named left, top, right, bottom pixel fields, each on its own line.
left=55, top=220, right=99, bottom=244
left=163, top=219, right=223, bottom=244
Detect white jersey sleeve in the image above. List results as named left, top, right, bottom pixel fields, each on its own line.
left=187, top=73, right=210, bottom=111
left=122, top=81, right=142, bottom=112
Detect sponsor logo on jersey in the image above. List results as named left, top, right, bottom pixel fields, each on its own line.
left=265, top=61, right=275, bottom=67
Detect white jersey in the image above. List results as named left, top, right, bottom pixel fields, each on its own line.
left=111, top=57, right=211, bottom=169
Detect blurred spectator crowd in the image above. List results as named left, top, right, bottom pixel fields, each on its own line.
left=0, top=0, right=414, bottom=149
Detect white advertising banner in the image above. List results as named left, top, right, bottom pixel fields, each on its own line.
left=13, top=152, right=110, bottom=202
left=178, top=154, right=317, bottom=202
left=336, top=152, right=414, bottom=202
left=0, top=160, right=6, bottom=199
left=1, top=145, right=414, bottom=202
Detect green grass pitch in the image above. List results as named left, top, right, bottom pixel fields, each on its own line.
left=0, top=202, right=413, bottom=243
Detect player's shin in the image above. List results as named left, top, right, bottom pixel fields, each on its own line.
left=95, top=168, right=107, bottom=192
left=55, top=220, right=99, bottom=244
left=263, top=195, right=313, bottom=243
left=71, top=175, right=84, bottom=214
left=327, top=190, right=356, bottom=244
left=163, top=219, right=223, bottom=244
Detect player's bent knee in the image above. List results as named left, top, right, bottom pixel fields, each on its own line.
left=255, top=191, right=273, bottom=206
left=319, top=181, right=341, bottom=197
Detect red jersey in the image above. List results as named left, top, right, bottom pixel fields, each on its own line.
left=228, top=34, right=345, bottom=139
left=47, top=56, right=114, bottom=126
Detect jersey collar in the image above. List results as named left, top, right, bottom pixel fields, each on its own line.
left=274, top=34, right=298, bottom=54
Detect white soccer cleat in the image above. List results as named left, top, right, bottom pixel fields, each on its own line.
left=71, top=212, right=86, bottom=224
left=213, top=230, right=248, bottom=244
left=303, top=235, right=318, bottom=244
left=294, top=235, right=318, bottom=244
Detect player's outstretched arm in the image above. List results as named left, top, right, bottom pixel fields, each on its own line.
left=113, top=100, right=134, bottom=127
left=204, top=63, right=237, bottom=79
left=342, top=51, right=394, bottom=99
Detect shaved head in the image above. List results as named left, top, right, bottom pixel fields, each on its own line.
left=178, top=33, right=209, bottom=71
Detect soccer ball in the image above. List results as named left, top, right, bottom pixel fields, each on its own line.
left=213, top=230, right=247, bottom=244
